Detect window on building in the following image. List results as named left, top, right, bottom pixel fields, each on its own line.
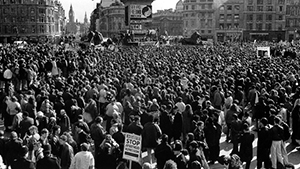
left=266, top=23, right=272, bottom=30
left=31, top=25, right=35, bottom=33
left=220, top=6, right=225, bottom=10
left=257, top=6, right=263, bottom=11
left=200, top=19, right=205, bottom=27
left=191, top=13, right=195, bottom=17
left=3, top=0, right=7, bottom=4
left=30, top=16, right=35, bottom=22
left=257, top=23, right=263, bottom=30
left=201, top=30, right=205, bottom=33
left=201, top=5, right=205, bottom=9
left=30, top=8, right=35, bottom=14
left=191, top=19, right=196, bottom=27
left=278, top=0, right=284, bottom=4
left=3, top=8, right=8, bottom=14
left=39, top=17, right=45, bottom=22
left=234, top=5, right=240, bottom=10
left=227, top=23, right=232, bottom=29
left=207, top=19, right=212, bottom=27
left=11, top=0, right=15, bottom=3
left=208, top=30, right=212, bottom=33
left=220, top=14, right=224, bottom=20
left=278, top=24, right=282, bottom=30
left=207, top=13, right=212, bottom=18
left=185, top=5, right=188, bottom=10
left=267, top=6, right=273, bottom=11
left=191, top=5, right=195, bottom=10
left=227, top=14, right=232, bottom=20
left=279, top=6, right=283, bottom=12
left=39, top=8, right=45, bottom=14
left=234, top=14, right=239, bottom=20
left=4, top=26, right=9, bottom=33
left=266, top=14, right=272, bottom=21
left=247, top=14, right=253, bottom=21
left=234, top=23, right=239, bottom=28
left=257, top=0, right=263, bottom=4
left=227, top=5, right=232, bottom=10
left=12, top=17, right=16, bottom=22
left=247, top=6, right=254, bottom=11
left=248, top=0, right=253, bottom=4
left=219, top=23, right=224, bottom=29
left=278, top=15, right=283, bottom=20
left=257, top=14, right=263, bottom=21
left=207, top=4, right=212, bottom=9
left=185, top=20, right=188, bottom=27
left=267, top=0, right=272, bottom=4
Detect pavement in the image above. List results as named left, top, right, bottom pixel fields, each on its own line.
left=140, top=126, right=300, bottom=169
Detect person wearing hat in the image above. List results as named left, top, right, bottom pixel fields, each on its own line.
left=172, top=141, right=187, bottom=169
left=5, top=131, right=23, bottom=168
left=11, top=146, right=35, bottom=169
left=36, top=144, right=61, bottom=169
left=69, top=143, right=94, bottom=169
left=154, top=134, right=174, bottom=169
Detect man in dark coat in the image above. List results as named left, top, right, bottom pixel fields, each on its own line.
left=58, top=135, right=74, bottom=169
left=19, top=111, right=34, bottom=138
left=5, top=132, right=23, bottom=168
left=230, top=113, right=243, bottom=155
left=172, top=106, right=183, bottom=141
left=204, top=117, right=222, bottom=164
left=154, top=134, right=174, bottom=169
left=11, top=146, right=35, bottom=169
left=142, top=115, right=162, bottom=164
left=172, top=141, right=187, bottom=169
left=126, top=115, right=143, bottom=135
left=257, top=118, right=272, bottom=169
left=239, top=123, right=254, bottom=169
left=75, top=123, right=89, bottom=146
left=36, top=144, right=61, bottom=169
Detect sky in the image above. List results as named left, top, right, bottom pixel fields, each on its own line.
left=60, top=0, right=178, bottom=23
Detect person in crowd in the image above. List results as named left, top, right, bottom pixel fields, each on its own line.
left=154, top=134, right=174, bottom=169
left=270, top=116, right=285, bottom=169
left=163, top=159, right=177, bottom=169
left=75, top=123, right=89, bottom=146
left=126, top=115, right=143, bottom=135
left=58, top=135, right=74, bottom=169
left=257, top=118, right=272, bottom=169
left=69, top=143, right=95, bottom=169
left=19, top=111, right=35, bottom=139
left=90, top=116, right=105, bottom=167
left=230, top=113, right=243, bottom=155
left=142, top=115, right=162, bottom=164
left=239, top=123, right=255, bottom=169
left=11, top=146, right=35, bottom=169
left=36, top=144, right=61, bottom=169
left=172, top=140, right=187, bottom=169
left=188, top=141, right=209, bottom=169
left=57, top=109, right=71, bottom=134
left=5, top=132, right=23, bottom=168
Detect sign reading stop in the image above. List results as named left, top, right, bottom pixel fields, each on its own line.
left=123, top=132, right=142, bottom=162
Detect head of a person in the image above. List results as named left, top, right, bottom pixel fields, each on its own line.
left=81, top=143, right=89, bottom=151
left=53, top=125, right=61, bottom=135
left=163, top=160, right=177, bottom=169
left=142, top=162, right=152, bottom=169
left=259, top=118, right=268, bottom=128
left=22, top=111, right=29, bottom=118
left=189, top=141, right=198, bottom=152
left=274, top=116, right=281, bottom=125
left=95, top=116, right=103, bottom=124
left=20, top=146, right=29, bottom=157
left=59, top=135, right=68, bottom=145
left=43, top=144, right=52, bottom=156
left=161, top=134, right=168, bottom=144
left=10, top=131, right=18, bottom=140
left=29, top=125, right=38, bottom=135
left=41, top=128, right=49, bottom=138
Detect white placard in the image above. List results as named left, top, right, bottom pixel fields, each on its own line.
left=257, top=46, right=271, bottom=58
left=123, top=133, right=142, bottom=163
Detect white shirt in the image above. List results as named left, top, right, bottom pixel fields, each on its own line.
left=69, top=151, right=94, bottom=169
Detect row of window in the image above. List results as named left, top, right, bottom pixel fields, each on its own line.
left=0, top=7, right=55, bottom=16
left=219, top=5, right=240, bottom=11
left=0, top=16, right=55, bottom=23
left=184, top=0, right=213, bottom=3
left=184, top=4, right=213, bottom=10
left=183, top=12, right=213, bottom=18
left=0, top=0, right=55, bottom=5
left=248, top=0, right=284, bottom=5
left=219, top=14, right=240, bottom=20
left=247, top=5, right=284, bottom=12
left=0, top=24, right=56, bottom=34
left=286, top=18, right=300, bottom=27
left=246, top=14, right=284, bottom=21
left=246, top=23, right=283, bottom=30
left=185, top=19, right=213, bottom=28
left=219, top=23, right=240, bottom=29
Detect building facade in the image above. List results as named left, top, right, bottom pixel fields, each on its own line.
left=151, top=9, right=183, bottom=36
left=286, top=0, right=300, bottom=40
left=182, top=0, right=215, bottom=40
left=98, top=1, right=125, bottom=37
left=215, top=0, right=244, bottom=42
left=243, top=0, right=286, bottom=41
left=0, top=0, right=65, bottom=43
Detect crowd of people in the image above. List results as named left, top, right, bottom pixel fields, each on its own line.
left=0, top=40, right=299, bottom=169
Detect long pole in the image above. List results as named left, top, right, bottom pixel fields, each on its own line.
left=129, top=160, right=132, bottom=169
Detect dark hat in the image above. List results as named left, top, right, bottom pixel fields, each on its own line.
left=43, top=144, right=52, bottom=153
left=189, top=141, right=198, bottom=148
left=173, top=142, right=182, bottom=151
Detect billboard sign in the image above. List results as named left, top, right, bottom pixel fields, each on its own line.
left=130, top=5, right=152, bottom=19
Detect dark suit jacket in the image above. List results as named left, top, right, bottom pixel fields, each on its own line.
left=126, top=122, right=143, bottom=135
left=11, top=157, right=35, bottom=169
left=20, top=117, right=34, bottom=138
left=36, top=155, right=61, bottom=169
